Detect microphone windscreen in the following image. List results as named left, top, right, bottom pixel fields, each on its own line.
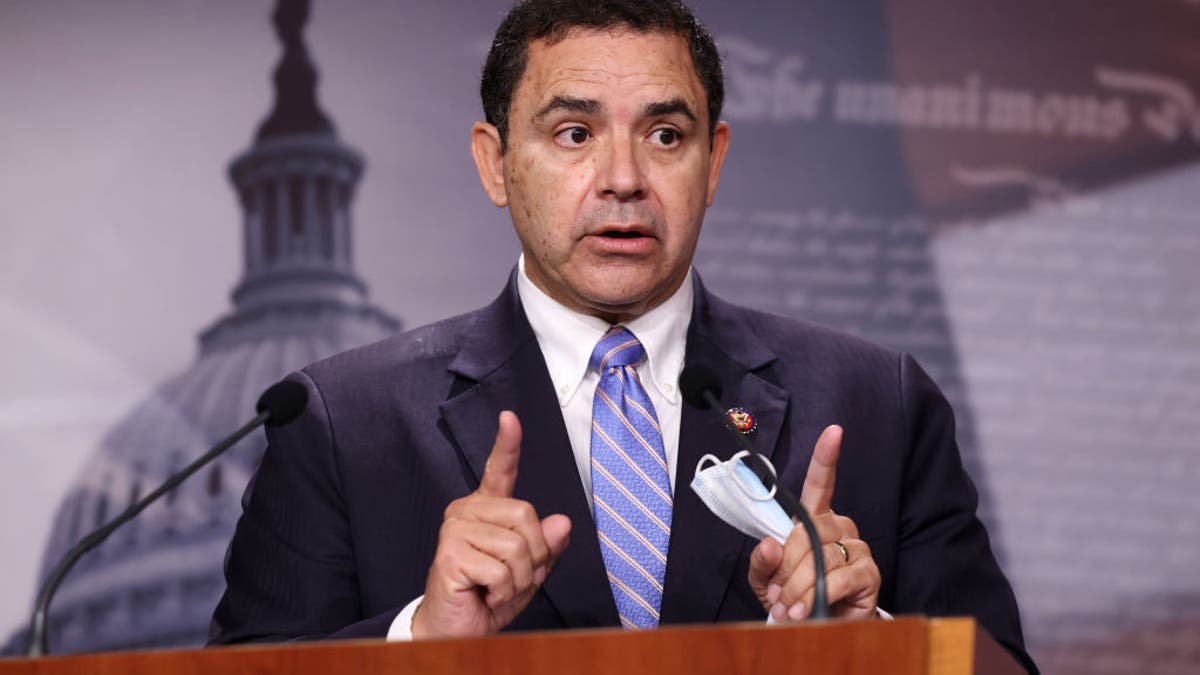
left=679, top=364, right=722, bottom=409
left=256, top=380, right=309, bottom=426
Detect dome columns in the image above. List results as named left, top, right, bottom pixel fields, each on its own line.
left=227, top=135, right=366, bottom=313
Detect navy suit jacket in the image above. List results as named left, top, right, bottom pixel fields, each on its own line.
left=210, top=274, right=1034, bottom=672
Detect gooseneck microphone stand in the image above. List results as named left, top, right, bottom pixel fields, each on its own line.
left=26, top=380, right=307, bottom=657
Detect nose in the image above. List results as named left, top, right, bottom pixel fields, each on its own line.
left=597, top=135, right=646, bottom=201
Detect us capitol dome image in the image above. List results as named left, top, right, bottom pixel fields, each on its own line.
left=5, top=0, right=398, bottom=654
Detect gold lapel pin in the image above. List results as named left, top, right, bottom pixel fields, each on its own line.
left=726, top=406, right=757, bottom=434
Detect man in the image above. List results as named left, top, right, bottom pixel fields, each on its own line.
left=211, top=0, right=1035, bottom=671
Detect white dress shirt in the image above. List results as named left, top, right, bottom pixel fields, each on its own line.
left=517, top=255, right=693, bottom=505
left=388, top=257, right=694, bottom=640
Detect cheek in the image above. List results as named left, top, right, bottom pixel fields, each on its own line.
left=506, top=149, right=597, bottom=261
left=659, top=165, right=708, bottom=232
left=532, top=170, right=589, bottom=226
left=507, top=161, right=539, bottom=227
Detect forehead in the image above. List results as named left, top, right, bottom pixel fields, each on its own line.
left=516, top=29, right=705, bottom=118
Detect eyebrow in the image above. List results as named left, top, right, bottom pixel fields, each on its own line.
left=534, top=96, right=602, bottom=121
left=642, top=98, right=697, bottom=122
left=533, top=96, right=698, bottom=124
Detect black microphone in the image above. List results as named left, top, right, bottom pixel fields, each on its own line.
left=678, top=364, right=831, bottom=620
left=26, top=380, right=308, bottom=657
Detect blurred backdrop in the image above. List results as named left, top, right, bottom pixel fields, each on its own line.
left=1, top=1, right=1198, bottom=672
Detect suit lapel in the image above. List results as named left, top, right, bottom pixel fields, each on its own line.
left=660, top=279, right=791, bottom=624
left=437, top=276, right=618, bottom=628
left=436, top=273, right=790, bottom=627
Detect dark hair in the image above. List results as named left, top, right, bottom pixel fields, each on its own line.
left=481, top=0, right=724, bottom=151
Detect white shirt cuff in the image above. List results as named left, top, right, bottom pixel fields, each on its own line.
left=764, top=606, right=892, bottom=624
left=386, top=595, right=424, bottom=641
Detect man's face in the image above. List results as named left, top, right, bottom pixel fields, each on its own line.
left=472, top=29, right=729, bottom=322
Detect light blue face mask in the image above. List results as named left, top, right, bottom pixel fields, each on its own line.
left=690, top=450, right=796, bottom=544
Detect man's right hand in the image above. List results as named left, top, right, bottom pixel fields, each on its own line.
left=412, top=411, right=572, bottom=638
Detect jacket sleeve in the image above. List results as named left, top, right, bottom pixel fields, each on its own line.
left=208, top=370, right=400, bottom=645
left=892, top=354, right=1039, bottom=674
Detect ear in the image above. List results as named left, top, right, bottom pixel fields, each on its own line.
left=704, top=121, right=730, bottom=207
left=471, top=121, right=508, bottom=207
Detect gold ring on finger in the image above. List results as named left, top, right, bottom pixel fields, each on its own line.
left=834, top=540, right=850, bottom=563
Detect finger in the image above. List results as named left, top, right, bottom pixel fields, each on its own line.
left=833, top=513, right=859, bottom=540
left=772, top=524, right=811, bottom=593
left=447, top=496, right=550, bottom=569
left=478, top=411, right=522, bottom=498
left=770, top=510, right=842, bottom=588
left=431, top=534, right=516, bottom=607
left=775, top=539, right=855, bottom=608
left=474, top=553, right=518, bottom=609
left=454, top=521, right=538, bottom=599
left=493, top=517, right=569, bottom=618
left=825, top=555, right=881, bottom=620
left=779, top=539, right=873, bottom=617
left=748, top=537, right=784, bottom=601
left=800, top=424, right=842, bottom=515
left=540, top=514, right=572, bottom=569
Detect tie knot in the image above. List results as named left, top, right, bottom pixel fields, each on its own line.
left=590, top=327, right=646, bottom=372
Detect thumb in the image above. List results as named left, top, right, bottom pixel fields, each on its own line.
left=540, top=514, right=572, bottom=563
left=478, top=411, right=522, bottom=497
left=748, top=536, right=783, bottom=595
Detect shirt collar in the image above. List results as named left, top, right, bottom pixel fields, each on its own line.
left=517, top=254, right=693, bottom=407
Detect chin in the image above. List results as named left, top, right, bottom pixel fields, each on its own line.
left=578, top=286, right=662, bottom=320
left=567, top=265, right=683, bottom=317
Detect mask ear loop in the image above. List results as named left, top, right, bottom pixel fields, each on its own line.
left=694, top=453, right=722, bottom=476
left=727, top=451, right=779, bottom=501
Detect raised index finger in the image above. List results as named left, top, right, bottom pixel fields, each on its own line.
left=478, top=411, right=522, bottom=498
left=800, top=424, right=842, bottom=515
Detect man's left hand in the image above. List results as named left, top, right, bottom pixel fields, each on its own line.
left=747, top=424, right=881, bottom=621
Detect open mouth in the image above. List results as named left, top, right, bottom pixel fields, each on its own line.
left=588, top=226, right=656, bottom=253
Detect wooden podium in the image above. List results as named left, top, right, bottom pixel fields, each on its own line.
left=0, top=617, right=1023, bottom=675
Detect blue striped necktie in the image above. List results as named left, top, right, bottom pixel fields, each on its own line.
left=589, top=326, right=673, bottom=629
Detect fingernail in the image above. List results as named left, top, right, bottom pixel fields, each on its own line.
left=787, top=603, right=806, bottom=621
left=770, top=602, right=787, bottom=622
left=534, top=565, right=547, bottom=585
left=766, top=583, right=781, bottom=605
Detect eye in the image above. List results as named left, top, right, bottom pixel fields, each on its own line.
left=650, top=128, right=681, bottom=147
left=555, top=126, right=591, bottom=147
